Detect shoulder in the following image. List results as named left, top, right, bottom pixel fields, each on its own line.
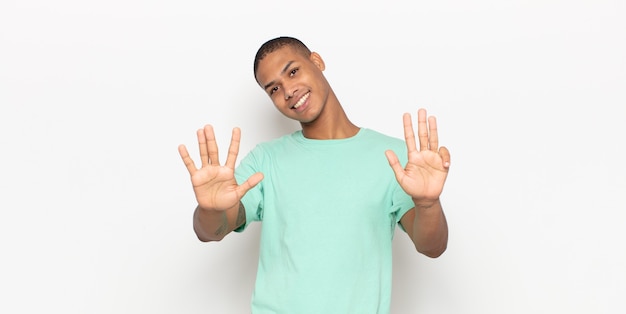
left=237, top=132, right=299, bottom=173
left=357, top=128, right=408, bottom=165
left=245, top=131, right=300, bottom=159
left=359, top=128, right=406, bottom=148
left=255, top=131, right=300, bottom=150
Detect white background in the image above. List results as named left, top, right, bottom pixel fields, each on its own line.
left=1, top=1, right=625, bottom=313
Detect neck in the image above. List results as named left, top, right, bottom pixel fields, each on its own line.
left=301, top=120, right=359, bottom=140
left=300, top=91, right=359, bottom=140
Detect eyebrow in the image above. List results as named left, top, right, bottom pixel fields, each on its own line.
left=263, top=60, right=295, bottom=91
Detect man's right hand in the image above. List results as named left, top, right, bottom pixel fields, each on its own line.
left=178, top=125, right=263, bottom=214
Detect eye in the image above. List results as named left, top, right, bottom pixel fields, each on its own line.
left=289, top=67, right=299, bottom=77
left=269, top=86, right=279, bottom=95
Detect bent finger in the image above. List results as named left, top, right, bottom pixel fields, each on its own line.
left=439, top=146, right=451, bottom=168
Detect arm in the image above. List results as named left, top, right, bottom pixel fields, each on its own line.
left=178, top=125, right=263, bottom=242
left=192, top=201, right=245, bottom=242
left=400, top=200, right=448, bottom=258
left=386, top=109, right=451, bottom=258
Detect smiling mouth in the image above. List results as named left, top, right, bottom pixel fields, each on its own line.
left=292, top=92, right=310, bottom=109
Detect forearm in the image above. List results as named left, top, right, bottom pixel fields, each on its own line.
left=193, top=202, right=246, bottom=242
left=410, top=199, right=448, bottom=258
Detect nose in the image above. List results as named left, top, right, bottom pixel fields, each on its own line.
left=284, top=85, right=298, bottom=100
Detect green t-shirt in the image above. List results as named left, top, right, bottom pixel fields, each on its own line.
left=235, top=128, right=414, bottom=314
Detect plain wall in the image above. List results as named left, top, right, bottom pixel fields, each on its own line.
left=1, top=1, right=625, bottom=313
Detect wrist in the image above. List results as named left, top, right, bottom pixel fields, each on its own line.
left=412, top=198, right=440, bottom=211
left=196, top=204, right=224, bottom=214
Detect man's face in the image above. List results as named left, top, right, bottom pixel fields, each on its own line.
left=255, top=46, right=329, bottom=124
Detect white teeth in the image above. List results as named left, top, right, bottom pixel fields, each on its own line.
left=293, top=92, right=310, bottom=109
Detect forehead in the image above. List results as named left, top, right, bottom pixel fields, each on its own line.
left=255, top=46, right=309, bottom=84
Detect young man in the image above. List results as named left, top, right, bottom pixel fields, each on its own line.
left=178, top=36, right=450, bottom=313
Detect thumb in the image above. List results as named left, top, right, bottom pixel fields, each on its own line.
left=236, top=172, right=264, bottom=196
left=385, top=150, right=404, bottom=177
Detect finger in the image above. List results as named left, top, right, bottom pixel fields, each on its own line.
left=439, top=146, right=451, bottom=169
left=428, top=115, right=439, bottom=151
left=204, top=125, right=220, bottom=166
left=197, top=128, right=209, bottom=167
left=236, top=172, right=264, bottom=196
left=417, top=108, right=429, bottom=151
left=178, top=144, right=197, bottom=175
left=385, top=149, right=405, bottom=181
left=402, top=113, right=417, bottom=153
left=225, top=127, right=241, bottom=170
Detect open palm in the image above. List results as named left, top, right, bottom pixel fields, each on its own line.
left=178, top=125, right=263, bottom=211
left=386, top=109, right=451, bottom=204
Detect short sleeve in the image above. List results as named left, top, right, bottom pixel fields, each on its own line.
left=391, top=183, right=414, bottom=232
left=387, top=142, right=414, bottom=232
left=233, top=146, right=264, bottom=232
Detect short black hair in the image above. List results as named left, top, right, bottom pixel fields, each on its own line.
left=253, top=36, right=312, bottom=80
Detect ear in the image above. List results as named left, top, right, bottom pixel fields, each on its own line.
left=309, top=52, right=326, bottom=71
